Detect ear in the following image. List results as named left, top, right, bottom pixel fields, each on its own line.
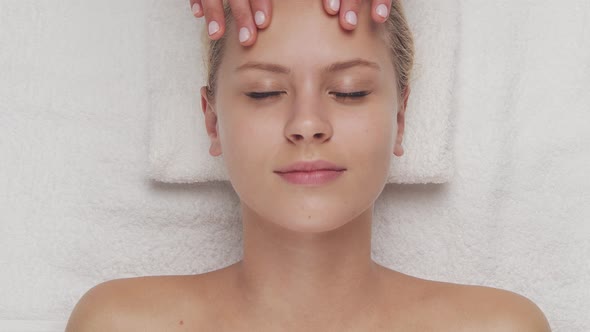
left=393, top=86, right=411, bottom=157
left=200, top=86, right=222, bottom=157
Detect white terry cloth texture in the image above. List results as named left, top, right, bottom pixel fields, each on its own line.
left=0, top=0, right=589, bottom=331
left=147, top=1, right=458, bottom=185
left=0, top=321, right=66, bottom=332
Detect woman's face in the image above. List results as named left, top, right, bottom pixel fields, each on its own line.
left=202, top=0, right=402, bottom=233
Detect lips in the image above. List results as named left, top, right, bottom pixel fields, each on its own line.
left=274, top=159, right=346, bottom=173
left=274, top=159, right=346, bottom=185
left=276, top=169, right=345, bottom=185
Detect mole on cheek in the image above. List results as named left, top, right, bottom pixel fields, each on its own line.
left=179, top=320, right=184, bottom=325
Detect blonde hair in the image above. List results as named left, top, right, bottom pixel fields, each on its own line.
left=201, top=1, right=414, bottom=110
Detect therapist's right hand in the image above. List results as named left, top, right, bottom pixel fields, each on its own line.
left=189, top=0, right=392, bottom=47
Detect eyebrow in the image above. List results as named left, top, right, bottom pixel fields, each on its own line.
left=234, top=58, right=381, bottom=75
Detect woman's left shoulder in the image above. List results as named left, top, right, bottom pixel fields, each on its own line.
left=430, top=280, right=552, bottom=332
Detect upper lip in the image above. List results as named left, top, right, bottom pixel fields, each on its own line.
left=274, top=160, right=346, bottom=173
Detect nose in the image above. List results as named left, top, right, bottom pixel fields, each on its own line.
left=284, top=95, right=334, bottom=145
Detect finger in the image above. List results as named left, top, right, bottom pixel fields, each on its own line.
left=202, top=0, right=226, bottom=40
left=250, top=0, right=272, bottom=29
left=228, top=0, right=257, bottom=46
left=190, top=0, right=204, bottom=18
left=339, top=0, right=361, bottom=31
left=323, top=0, right=341, bottom=16
left=371, top=0, right=391, bottom=23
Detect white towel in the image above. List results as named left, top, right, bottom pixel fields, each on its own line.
left=147, top=0, right=459, bottom=184
left=0, top=320, right=66, bottom=332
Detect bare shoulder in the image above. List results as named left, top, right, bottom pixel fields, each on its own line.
left=460, top=284, right=551, bottom=331
left=420, top=278, right=552, bottom=332
left=65, top=275, right=210, bottom=332
left=378, top=268, right=550, bottom=331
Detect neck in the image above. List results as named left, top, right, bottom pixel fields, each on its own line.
left=229, top=203, right=387, bottom=327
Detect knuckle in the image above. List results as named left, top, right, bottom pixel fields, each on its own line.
left=348, top=0, right=362, bottom=8
left=229, top=6, right=252, bottom=23
left=250, top=0, right=267, bottom=9
left=201, top=0, right=218, bottom=11
left=232, top=11, right=251, bottom=25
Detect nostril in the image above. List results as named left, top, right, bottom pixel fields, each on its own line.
left=290, top=134, right=303, bottom=142
left=288, top=132, right=328, bottom=142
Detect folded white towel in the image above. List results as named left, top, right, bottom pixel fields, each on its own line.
left=147, top=0, right=458, bottom=184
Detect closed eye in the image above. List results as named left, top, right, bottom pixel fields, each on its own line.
left=330, top=91, right=372, bottom=100
left=245, top=91, right=286, bottom=99
left=245, top=91, right=371, bottom=100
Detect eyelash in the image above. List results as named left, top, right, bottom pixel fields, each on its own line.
left=245, top=91, right=371, bottom=100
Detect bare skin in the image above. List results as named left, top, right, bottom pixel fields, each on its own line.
left=66, top=0, right=551, bottom=331
left=66, top=270, right=550, bottom=331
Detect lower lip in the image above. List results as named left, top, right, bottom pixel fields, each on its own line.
left=276, top=170, right=345, bottom=185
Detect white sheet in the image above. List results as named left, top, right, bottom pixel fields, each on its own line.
left=0, top=321, right=66, bottom=332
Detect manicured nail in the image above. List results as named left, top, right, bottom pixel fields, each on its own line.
left=376, top=4, right=388, bottom=18
left=208, top=21, right=220, bottom=35
left=345, top=11, right=357, bottom=25
left=191, top=3, right=201, bottom=16
left=329, top=0, right=340, bottom=12
left=239, top=27, right=251, bottom=43
left=254, top=11, right=266, bottom=26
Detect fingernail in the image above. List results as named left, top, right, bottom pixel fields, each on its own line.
left=329, top=0, right=340, bottom=12
left=191, top=3, right=201, bottom=16
left=239, top=27, right=251, bottom=43
left=254, top=11, right=266, bottom=26
left=345, top=11, right=357, bottom=25
left=376, top=4, right=388, bottom=18
left=208, top=21, right=220, bottom=36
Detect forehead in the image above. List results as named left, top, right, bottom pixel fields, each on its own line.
left=220, top=0, right=393, bottom=77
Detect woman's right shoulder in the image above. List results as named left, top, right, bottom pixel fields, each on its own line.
left=65, top=275, right=212, bottom=332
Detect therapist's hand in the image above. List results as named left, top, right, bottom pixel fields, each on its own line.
left=190, top=0, right=392, bottom=46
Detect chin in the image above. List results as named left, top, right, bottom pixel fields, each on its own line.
left=270, top=209, right=359, bottom=234
left=241, top=184, right=375, bottom=233
left=278, top=220, right=349, bottom=234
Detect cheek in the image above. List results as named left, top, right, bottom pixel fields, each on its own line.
left=216, top=104, right=278, bottom=194
left=345, top=105, right=395, bottom=154
left=341, top=107, right=395, bottom=187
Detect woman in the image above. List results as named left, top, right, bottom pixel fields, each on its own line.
left=66, top=1, right=551, bottom=330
